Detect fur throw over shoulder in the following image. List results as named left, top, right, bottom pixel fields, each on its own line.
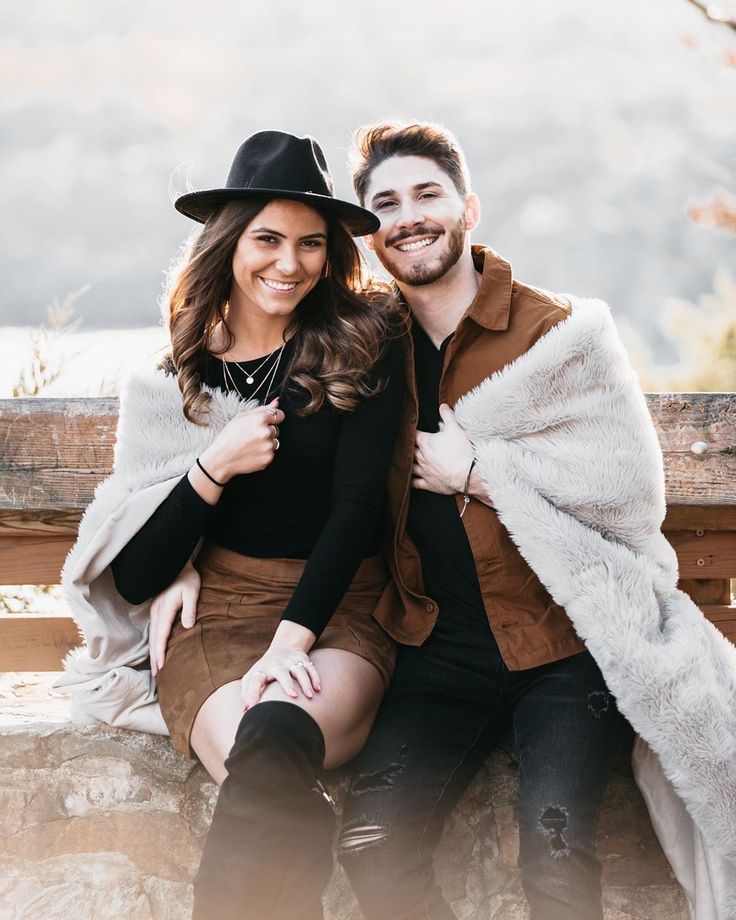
left=454, top=295, right=736, bottom=913
left=51, top=367, right=254, bottom=734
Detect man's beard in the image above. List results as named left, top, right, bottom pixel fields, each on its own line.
left=380, top=215, right=466, bottom=287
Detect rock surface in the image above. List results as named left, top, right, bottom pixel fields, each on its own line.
left=0, top=675, right=688, bottom=920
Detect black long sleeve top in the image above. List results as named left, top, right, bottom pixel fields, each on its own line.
left=406, top=320, right=486, bottom=625
left=110, top=332, right=405, bottom=639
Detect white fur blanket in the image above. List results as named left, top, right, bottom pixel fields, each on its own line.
left=454, top=295, right=736, bottom=916
left=51, top=369, right=254, bottom=733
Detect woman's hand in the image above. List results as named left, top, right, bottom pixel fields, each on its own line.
left=200, top=397, right=286, bottom=484
left=240, top=621, right=321, bottom=710
left=149, top=561, right=202, bottom=676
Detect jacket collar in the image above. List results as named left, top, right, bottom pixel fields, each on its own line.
left=393, top=243, right=513, bottom=333
left=466, top=244, right=512, bottom=332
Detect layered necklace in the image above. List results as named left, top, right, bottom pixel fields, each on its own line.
left=221, top=340, right=287, bottom=403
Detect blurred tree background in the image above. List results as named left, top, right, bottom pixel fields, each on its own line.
left=0, top=0, right=734, bottom=395
left=621, top=0, right=735, bottom=392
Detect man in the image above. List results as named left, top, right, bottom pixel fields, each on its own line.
left=334, top=121, right=623, bottom=920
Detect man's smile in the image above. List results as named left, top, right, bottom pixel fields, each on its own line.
left=394, top=235, right=439, bottom=253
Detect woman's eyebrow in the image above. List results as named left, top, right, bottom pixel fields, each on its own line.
left=249, top=227, right=327, bottom=240
left=249, top=226, right=286, bottom=237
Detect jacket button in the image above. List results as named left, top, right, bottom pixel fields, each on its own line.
left=426, top=603, right=434, bottom=613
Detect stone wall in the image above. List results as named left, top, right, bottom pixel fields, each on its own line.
left=0, top=678, right=688, bottom=920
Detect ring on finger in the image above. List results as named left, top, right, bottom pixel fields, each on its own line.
left=269, top=424, right=279, bottom=437
left=273, top=437, right=280, bottom=451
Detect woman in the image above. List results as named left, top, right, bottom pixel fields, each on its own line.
left=107, top=131, right=405, bottom=919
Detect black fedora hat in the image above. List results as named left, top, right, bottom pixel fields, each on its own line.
left=174, top=130, right=379, bottom=236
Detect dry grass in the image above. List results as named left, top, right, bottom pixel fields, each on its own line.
left=11, top=288, right=86, bottom=397
left=6, top=290, right=86, bottom=614
left=0, top=585, right=64, bottom=615
left=622, top=269, right=736, bottom=392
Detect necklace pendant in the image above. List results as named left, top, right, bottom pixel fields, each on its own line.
left=245, top=376, right=254, bottom=385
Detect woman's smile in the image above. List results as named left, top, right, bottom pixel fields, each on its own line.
left=258, top=276, right=300, bottom=293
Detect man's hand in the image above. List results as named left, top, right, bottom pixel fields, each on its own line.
left=149, top=561, right=202, bottom=676
left=413, top=403, right=475, bottom=495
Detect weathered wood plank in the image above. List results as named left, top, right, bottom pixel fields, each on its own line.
left=0, top=398, right=118, bottom=510
left=1, top=393, right=735, bottom=512
left=667, top=531, right=736, bottom=579
left=0, top=597, right=733, bottom=675
left=701, top=606, right=736, bottom=643
left=678, top=578, right=732, bottom=606
left=0, top=536, right=72, bottom=584
left=0, top=615, right=81, bottom=671
left=664, top=507, right=736, bottom=531
left=1, top=602, right=731, bottom=673
left=647, top=394, right=736, bottom=506
left=0, top=509, right=81, bottom=537
left=0, top=510, right=730, bottom=539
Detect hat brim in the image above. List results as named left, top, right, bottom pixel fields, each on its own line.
left=174, top=188, right=379, bottom=236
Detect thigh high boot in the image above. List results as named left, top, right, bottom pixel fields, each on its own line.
left=192, top=701, right=336, bottom=920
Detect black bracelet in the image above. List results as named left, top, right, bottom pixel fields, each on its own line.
left=196, top=457, right=225, bottom=488
left=459, top=457, right=477, bottom=519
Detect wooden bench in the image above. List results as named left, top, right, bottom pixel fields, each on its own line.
left=0, top=393, right=734, bottom=920
left=1, top=393, right=734, bottom=668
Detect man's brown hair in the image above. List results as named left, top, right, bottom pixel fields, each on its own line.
left=350, top=121, right=471, bottom=206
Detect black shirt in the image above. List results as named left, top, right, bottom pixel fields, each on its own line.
left=110, top=333, right=405, bottom=638
left=405, top=319, right=487, bottom=624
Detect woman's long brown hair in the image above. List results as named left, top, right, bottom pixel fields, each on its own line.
left=160, top=199, right=400, bottom=424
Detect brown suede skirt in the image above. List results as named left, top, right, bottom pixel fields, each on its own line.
left=155, top=541, right=397, bottom=759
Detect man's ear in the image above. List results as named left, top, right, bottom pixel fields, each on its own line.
left=463, top=193, right=481, bottom=232
left=361, top=234, right=376, bottom=253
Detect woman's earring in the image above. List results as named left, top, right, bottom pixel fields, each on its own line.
left=321, top=259, right=331, bottom=279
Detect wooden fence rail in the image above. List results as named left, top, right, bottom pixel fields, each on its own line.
left=1, top=394, right=734, bottom=670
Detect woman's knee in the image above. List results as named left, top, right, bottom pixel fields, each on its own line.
left=225, top=700, right=326, bottom=778
left=259, top=649, right=385, bottom=768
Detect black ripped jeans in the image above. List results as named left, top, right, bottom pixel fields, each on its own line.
left=338, top=614, right=623, bottom=920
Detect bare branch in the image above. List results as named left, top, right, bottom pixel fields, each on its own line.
left=685, top=0, right=736, bottom=32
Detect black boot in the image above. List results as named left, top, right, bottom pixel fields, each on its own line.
left=192, top=701, right=336, bottom=920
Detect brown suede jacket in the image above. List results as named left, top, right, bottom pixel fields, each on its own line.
left=374, top=244, right=586, bottom=670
